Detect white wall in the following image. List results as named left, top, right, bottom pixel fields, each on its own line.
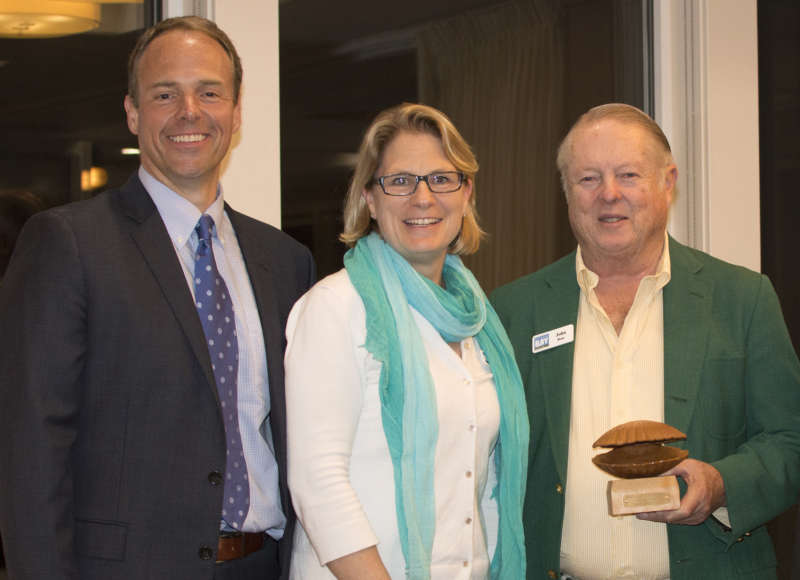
left=163, top=0, right=282, bottom=228
left=654, top=0, right=761, bottom=271
left=704, top=0, right=760, bottom=271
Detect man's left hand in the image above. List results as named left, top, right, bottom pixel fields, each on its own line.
left=636, top=458, right=726, bottom=525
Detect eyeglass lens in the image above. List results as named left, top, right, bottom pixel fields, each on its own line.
left=379, top=172, right=463, bottom=195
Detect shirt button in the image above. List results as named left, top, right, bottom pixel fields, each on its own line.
left=468, top=424, right=476, bottom=431
left=465, top=470, right=472, bottom=478
left=464, top=341, right=472, bottom=350
left=463, top=378, right=470, bottom=385
left=462, top=561, right=469, bottom=567
left=465, top=517, right=473, bottom=524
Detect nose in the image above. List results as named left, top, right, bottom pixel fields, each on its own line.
left=598, top=176, right=622, bottom=202
left=411, top=178, right=435, bottom=205
left=178, top=94, right=199, bottom=121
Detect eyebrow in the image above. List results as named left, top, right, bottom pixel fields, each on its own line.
left=381, top=168, right=457, bottom=175
left=146, top=79, right=226, bottom=90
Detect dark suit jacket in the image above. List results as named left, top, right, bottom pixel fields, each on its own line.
left=0, top=174, right=316, bottom=579
left=491, top=237, right=800, bottom=580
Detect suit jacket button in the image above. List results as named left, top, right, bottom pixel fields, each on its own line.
left=208, top=471, right=223, bottom=486
left=555, top=484, right=563, bottom=494
left=547, top=570, right=558, bottom=579
left=198, top=545, right=214, bottom=560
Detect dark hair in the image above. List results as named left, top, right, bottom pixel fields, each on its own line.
left=127, top=16, right=242, bottom=106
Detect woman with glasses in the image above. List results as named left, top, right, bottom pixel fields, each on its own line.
left=285, top=103, right=528, bottom=579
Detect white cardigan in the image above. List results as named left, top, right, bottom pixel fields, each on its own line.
left=285, top=269, right=499, bottom=579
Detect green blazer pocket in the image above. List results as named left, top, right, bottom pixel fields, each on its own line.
left=697, top=356, right=747, bottom=441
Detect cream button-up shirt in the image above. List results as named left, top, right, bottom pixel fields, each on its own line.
left=559, top=240, right=672, bottom=580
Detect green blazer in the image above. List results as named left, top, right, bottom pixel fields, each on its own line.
left=490, top=237, right=800, bottom=580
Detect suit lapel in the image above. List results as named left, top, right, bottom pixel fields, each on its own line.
left=227, top=208, right=295, bottom=518
left=536, top=256, right=580, bottom=483
left=226, top=208, right=284, bottom=411
left=120, top=176, right=217, bottom=397
left=663, top=238, right=712, bottom=435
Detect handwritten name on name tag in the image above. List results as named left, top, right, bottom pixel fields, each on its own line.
left=532, top=324, right=574, bottom=354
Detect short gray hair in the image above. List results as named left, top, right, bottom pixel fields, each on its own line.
left=556, top=103, right=674, bottom=193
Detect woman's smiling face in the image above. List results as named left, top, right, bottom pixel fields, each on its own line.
left=364, top=131, right=472, bottom=284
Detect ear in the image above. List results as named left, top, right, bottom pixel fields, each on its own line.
left=363, top=188, right=377, bottom=219
left=462, top=176, right=474, bottom=204
left=232, top=99, right=242, bottom=134
left=124, top=95, right=139, bottom=136
left=663, top=164, right=678, bottom=205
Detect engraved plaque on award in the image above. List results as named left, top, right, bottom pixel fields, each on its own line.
left=592, top=420, right=688, bottom=516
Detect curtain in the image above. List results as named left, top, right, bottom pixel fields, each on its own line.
left=417, top=0, right=574, bottom=292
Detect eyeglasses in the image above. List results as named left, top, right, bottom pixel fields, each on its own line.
left=373, top=171, right=465, bottom=196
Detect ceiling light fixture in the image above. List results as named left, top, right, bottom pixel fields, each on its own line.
left=0, top=0, right=100, bottom=38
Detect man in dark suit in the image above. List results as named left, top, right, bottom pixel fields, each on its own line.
left=491, top=103, right=800, bottom=579
left=0, top=16, right=315, bottom=580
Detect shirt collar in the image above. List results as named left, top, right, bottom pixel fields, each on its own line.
left=138, top=166, right=227, bottom=249
left=575, top=231, right=672, bottom=293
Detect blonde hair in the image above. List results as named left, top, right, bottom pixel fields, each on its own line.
left=556, top=103, right=674, bottom=194
left=340, top=103, right=484, bottom=255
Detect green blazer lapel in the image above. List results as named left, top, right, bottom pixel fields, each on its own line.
left=663, top=238, right=713, bottom=436
left=535, top=256, right=580, bottom=482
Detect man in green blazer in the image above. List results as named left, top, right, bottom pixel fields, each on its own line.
left=491, top=104, right=800, bottom=579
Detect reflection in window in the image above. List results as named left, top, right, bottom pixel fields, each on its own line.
left=280, top=0, right=649, bottom=288
left=0, top=2, right=153, bottom=219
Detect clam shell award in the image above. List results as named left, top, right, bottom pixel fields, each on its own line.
left=592, top=420, right=688, bottom=516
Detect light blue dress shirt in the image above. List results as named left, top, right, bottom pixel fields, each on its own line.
left=139, top=167, right=286, bottom=539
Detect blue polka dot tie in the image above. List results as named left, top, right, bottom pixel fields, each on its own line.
left=194, top=214, right=250, bottom=530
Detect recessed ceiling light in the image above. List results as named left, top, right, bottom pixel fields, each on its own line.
left=120, top=147, right=140, bottom=155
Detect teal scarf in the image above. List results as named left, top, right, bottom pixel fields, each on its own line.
left=344, top=232, right=529, bottom=579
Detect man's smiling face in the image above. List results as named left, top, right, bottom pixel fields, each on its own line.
left=564, top=118, right=676, bottom=270
left=124, top=29, right=241, bottom=203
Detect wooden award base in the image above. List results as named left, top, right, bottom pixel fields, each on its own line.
left=607, top=475, right=680, bottom=516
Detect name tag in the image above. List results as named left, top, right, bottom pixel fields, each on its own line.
left=532, top=324, right=574, bottom=354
